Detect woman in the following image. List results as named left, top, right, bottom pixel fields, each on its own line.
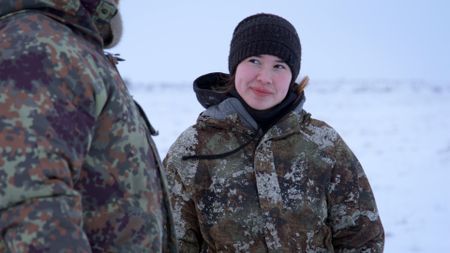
left=164, top=13, right=384, bottom=252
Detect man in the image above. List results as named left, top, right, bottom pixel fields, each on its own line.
left=0, top=0, right=177, bottom=252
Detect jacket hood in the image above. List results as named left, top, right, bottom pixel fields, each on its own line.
left=193, top=72, right=232, bottom=109
left=0, top=0, right=119, bottom=47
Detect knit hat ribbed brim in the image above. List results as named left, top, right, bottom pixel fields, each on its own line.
left=228, top=13, right=301, bottom=82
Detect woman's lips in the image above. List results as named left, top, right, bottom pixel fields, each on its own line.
left=250, top=86, right=272, bottom=96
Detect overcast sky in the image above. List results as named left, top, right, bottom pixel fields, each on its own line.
left=113, top=0, right=450, bottom=85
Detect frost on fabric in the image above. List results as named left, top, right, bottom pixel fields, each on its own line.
left=209, top=175, right=227, bottom=196
left=284, top=153, right=307, bottom=182
left=264, top=216, right=282, bottom=249
left=171, top=180, right=189, bottom=201
left=172, top=127, right=199, bottom=180
left=232, top=165, right=253, bottom=179
left=284, top=154, right=307, bottom=202
left=332, top=205, right=379, bottom=231
left=320, top=156, right=335, bottom=166
left=166, top=127, right=199, bottom=239
left=255, top=141, right=282, bottom=206
left=256, top=171, right=282, bottom=205
left=232, top=240, right=252, bottom=252
left=328, top=174, right=341, bottom=193
left=170, top=191, right=185, bottom=239
left=303, top=124, right=338, bottom=149
left=173, top=196, right=187, bottom=239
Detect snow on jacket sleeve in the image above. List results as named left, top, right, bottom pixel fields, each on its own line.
left=163, top=127, right=204, bottom=252
left=325, top=128, right=385, bottom=252
left=0, top=12, right=103, bottom=252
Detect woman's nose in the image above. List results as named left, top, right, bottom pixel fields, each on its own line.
left=256, top=68, right=272, bottom=85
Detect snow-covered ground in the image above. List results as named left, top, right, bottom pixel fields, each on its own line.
left=131, top=79, right=450, bottom=253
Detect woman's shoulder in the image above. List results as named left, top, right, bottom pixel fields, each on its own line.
left=166, top=121, right=226, bottom=158
left=164, top=125, right=200, bottom=180
left=169, top=125, right=200, bottom=153
left=297, top=111, right=342, bottom=150
left=296, top=110, right=333, bottom=130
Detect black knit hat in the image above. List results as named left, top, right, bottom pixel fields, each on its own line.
left=228, top=13, right=301, bottom=82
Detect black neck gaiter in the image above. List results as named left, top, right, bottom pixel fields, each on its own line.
left=230, top=88, right=302, bottom=131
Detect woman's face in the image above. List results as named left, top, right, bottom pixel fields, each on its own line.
left=235, top=54, right=292, bottom=110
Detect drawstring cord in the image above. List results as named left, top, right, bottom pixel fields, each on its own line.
left=181, top=109, right=311, bottom=161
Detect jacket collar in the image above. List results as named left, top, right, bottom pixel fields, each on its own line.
left=200, top=95, right=306, bottom=139
left=262, top=107, right=305, bottom=141
left=201, top=97, right=259, bottom=131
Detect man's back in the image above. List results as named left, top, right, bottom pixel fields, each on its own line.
left=0, top=1, right=176, bottom=251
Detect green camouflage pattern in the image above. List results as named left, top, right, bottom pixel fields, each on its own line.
left=0, top=0, right=176, bottom=252
left=164, top=99, right=384, bottom=252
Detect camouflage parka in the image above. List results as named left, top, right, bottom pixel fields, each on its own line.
left=163, top=73, right=384, bottom=252
left=0, top=0, right=177, bottom=252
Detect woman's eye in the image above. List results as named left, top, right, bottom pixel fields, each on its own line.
left=274, top=64, right=287, bottom=69
left=248, top=58, right=260, bottom=64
